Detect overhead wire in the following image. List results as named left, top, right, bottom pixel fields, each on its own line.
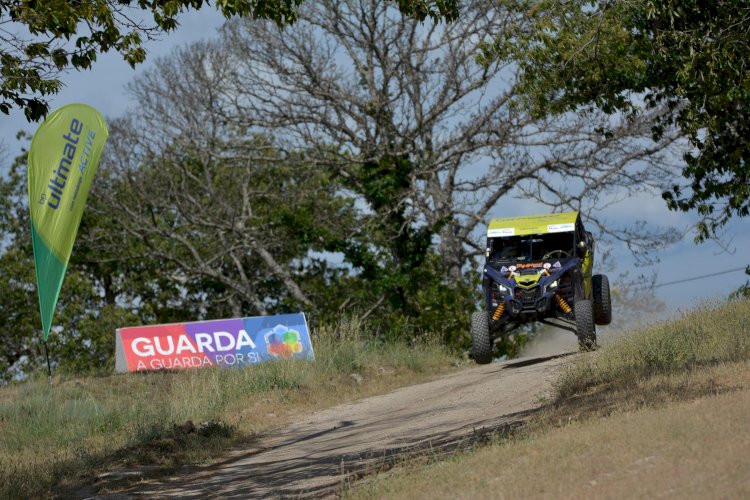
left=654, top=266, right=748, bottom=289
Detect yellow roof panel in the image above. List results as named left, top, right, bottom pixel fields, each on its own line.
left=487, top=212, right=579, bottom=237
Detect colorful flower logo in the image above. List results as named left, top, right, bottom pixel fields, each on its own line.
left=264, top=325, right=304, bottom=359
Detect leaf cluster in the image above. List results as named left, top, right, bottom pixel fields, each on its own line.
left=494, top=0, right=750, bottom=239
left=1, top=0, right=458, bottom=121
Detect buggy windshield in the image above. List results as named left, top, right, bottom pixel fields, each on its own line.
left=489, top=232, right=574, bottom=263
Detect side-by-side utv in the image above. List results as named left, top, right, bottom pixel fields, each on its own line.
left=471, top=212, right=612, bottom=364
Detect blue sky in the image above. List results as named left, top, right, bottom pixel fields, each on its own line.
left=2, top=6, right=748, bottom=314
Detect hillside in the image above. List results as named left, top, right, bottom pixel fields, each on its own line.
left=2, top=299, right=749, bottom=498
left=0, top=319, right=455, bottom=498
left=351, top=298, right=750, bottom=498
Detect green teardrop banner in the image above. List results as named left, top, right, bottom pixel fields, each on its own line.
left=27, top=104, right=109, bottom=340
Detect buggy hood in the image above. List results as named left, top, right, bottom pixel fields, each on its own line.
left=487, top=212, right=579, bottom=237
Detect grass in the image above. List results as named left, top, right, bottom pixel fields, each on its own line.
left=554, top=298, right=750, bottom=400
left=349, top=362, right=750, bottom=500
left=0, top=317, right=457, bottom=498
left=346, top=298, right=750, bottom=499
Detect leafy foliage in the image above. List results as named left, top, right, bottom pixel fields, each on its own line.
left=494, top=0, right=750, bottom=240
left=1, top=0, right=692, bottom=379
left=0, top=123, right=472, bottom=380
left=1, top=0, right=458, bottom=121
left=730, top=266, right=750, bottom=300
left=0, top=148, right=168, bottom=380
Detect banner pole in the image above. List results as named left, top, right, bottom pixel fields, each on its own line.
left=44, top=340, right=52, bottom=385
left=28, top=104, right=109, bottom=382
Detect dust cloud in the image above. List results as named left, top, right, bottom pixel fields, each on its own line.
left=520, top=329, right=579, bottom=358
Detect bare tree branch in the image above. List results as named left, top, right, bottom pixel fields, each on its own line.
left=218, top=0, right=685, bottom=280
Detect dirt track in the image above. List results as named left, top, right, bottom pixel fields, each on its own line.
left=106, top=351, right=575, bottom=498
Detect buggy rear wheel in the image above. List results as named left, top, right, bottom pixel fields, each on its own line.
left=471, top=311, right=493, bottom=364
left=593, top=274, right=612, bottom=325
left=575, top=299, right=597, bottom=351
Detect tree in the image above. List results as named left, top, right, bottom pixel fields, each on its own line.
left=0, top=146, right=147, bottom=380
left=93, top=40, right=358, bottom=318
left=84, top=32, right=481, bottom=344
left=0, top=0, right=700, bottom=374
left=730, top=266, right=750, bottom=301
left=0, top=0, right=458, bottom=121
left=492, top=0, right=750, bottom=241
left=222, top=0, right=684, bottom=280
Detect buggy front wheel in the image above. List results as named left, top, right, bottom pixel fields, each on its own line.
left=470, top=311, right=493, bottom=364
left=575, top=299, right=597, bottom=351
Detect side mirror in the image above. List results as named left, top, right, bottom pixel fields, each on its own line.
left=578, top=240, right=588, bottom=252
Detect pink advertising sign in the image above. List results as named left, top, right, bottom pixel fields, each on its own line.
left=115, top=313, right=312, bottom=372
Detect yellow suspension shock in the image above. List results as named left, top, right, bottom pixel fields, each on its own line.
left=492, top=302, right=506, bottom=321
left=554, top=294, right=572, bottom=314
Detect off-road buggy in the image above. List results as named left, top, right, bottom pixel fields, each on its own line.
left=470, top=212, right=612, bottom=364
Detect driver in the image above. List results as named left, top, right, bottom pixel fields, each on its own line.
left=499, top=243, right=519, bottom=260
left=491, top=237, right=522, bottom=261
left=531, top=242, right=545, bottom=261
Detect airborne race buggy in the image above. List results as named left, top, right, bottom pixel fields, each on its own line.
left=471, top=212, right=612, bottom=364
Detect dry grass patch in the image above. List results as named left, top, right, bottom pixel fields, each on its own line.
left=540, top=361, right=750, bottom=427
left=555, top=299, right=750, bottom=400
left=348, top=299, right=750, bottom=499
left=349, top=360, right=750, bottom=500
left=0, top=318, right=458, bottom=498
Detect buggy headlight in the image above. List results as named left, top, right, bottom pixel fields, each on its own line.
left=548, top=280, right=558, bottom=289
left=496, top=283, right=509, bottom=295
